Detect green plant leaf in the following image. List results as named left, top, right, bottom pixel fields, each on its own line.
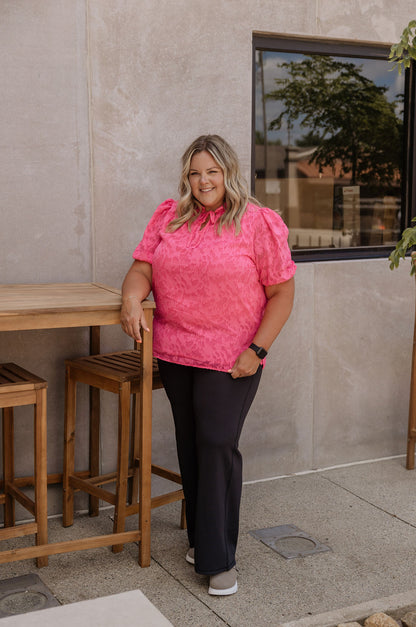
left=389, top=222, right=416, bottom=272
left=389, top=20, right=416, bottom=75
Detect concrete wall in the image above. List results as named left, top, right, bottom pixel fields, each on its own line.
left=1, top=0, right=415, bottom=517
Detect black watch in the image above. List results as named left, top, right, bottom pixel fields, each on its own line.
left=249, top=343, right=268, bottom=359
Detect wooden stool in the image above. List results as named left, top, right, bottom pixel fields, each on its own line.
left=63, top=350, right=185, bottom=553
left=0, top=363, right=48, bottom=567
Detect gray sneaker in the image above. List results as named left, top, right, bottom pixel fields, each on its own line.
left=185, top=548, right=195, bottom=564
left=208, top=567, right=238, bottom=596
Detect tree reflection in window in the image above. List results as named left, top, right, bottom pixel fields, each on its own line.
left=254, top=49, right=405, bottom=251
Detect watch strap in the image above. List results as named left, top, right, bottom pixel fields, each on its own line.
left=249, top=343, right=268, bottom=359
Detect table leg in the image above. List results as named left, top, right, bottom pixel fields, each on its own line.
left=89, top=326, right=100, bottom=515
left=138, top=310, right=153, bottom=567
left=3, top=407, right=15, bottom=527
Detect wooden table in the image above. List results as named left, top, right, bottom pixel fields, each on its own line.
left=0, top=282, right=155, bottom=566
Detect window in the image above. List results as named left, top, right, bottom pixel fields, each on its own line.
left=252, top=35, right=414, bottom=260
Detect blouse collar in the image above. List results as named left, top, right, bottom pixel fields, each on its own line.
left=198, top=205, right=225, bottom=224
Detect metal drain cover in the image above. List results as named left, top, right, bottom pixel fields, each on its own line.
left=0, top=574, right=59, bottom=618
left=249, top=524, right=331, bottom=559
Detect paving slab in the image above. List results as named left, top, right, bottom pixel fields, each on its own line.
left=321, top=457, right=416, bottom=524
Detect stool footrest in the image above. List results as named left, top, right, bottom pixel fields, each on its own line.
left=134, top=459, right=182, bottom=485
left=71, top=468, right=136, bottom=488
left=0, top=472, right=69, bottom=490
left=125, top=488, right=184, bottom=517
left=0, top=530, right=141, bottom=565
left=69, top=475, right=117, bottom=506
left=151, top=489, right=184, bottom=510
left=6, top=482, right=35, bottom=516
left=0, top=522, right=38, bottom=541
left=150, top=464, right=182, bottom=485
left=87, top=470, right=132, bottom=487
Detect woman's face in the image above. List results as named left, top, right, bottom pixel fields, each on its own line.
left=189, top=150, right=225, bottom=211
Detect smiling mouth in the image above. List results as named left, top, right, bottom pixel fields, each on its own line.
left=200, top=188, right=214, bottom=192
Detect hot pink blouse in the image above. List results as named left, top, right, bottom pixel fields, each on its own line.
left=132, top=199, right=296, bottom=372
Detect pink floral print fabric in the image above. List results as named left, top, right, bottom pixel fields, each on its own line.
left=132, top=199, right=296, bottom=372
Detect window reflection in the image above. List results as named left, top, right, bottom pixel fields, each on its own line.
left=254, top=51, right=405, bottom=250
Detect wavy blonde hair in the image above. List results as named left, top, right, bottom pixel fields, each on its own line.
left=167, top=135, right=259, bottom=235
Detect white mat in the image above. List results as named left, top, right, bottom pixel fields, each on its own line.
left=0, top=590, right=173, bottom=627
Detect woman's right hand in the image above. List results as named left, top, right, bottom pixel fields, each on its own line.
left=120, top=296, right=150, bottom=343
left=120, top=260, right=153, bottom=342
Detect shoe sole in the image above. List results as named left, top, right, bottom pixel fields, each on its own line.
left=208, top=581, right=238, bottom=596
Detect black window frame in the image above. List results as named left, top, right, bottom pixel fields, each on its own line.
left=252, top=33, right=416, bottom=262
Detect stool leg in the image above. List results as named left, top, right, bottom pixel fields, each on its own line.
left=63, top=366, right=76, bottom=527
left=34, top=387, right=48, bottom=567
left=112, top=382, right=131, bottom=553
left=2, top=407, right=15, bottom=527
left=89, top=387, right=100, bottom=517
left=129, top=394, right=140, bottom=506
left=139, top=395, right=152, bottom=567
left=139, top=312, right=153, bottom=567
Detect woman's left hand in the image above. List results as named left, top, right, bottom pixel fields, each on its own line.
left=228, top=349, right=261, bottom=379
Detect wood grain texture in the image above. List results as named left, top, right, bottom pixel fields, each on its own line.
left=0, top=283, right=154, bottom=331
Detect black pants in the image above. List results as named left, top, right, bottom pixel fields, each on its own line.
left=157, top=359, right=262, bottom=575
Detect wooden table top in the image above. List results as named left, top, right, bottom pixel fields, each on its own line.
left=0, top=282, right=154, bottom=331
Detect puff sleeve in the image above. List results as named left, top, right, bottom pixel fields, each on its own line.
left=132, top=199, right=176, bottom=263
left=253, top=207, right=296, bottom=285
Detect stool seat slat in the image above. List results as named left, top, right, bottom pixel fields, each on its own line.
left=0, top=363, right=46, bottom=387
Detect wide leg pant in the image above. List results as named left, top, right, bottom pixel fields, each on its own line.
left=157, top=359, right=262, bottom=575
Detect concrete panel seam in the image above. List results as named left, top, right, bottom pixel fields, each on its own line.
left=86, top=0, right=96, bottom=282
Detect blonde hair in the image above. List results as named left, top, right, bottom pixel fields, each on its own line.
left=168, top=135, right=259, bottom=235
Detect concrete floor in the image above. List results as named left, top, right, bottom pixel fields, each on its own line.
left=1, top=457, right=416, bottom=626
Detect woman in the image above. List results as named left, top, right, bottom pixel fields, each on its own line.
left=121, top=135, right=296, bottom=596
